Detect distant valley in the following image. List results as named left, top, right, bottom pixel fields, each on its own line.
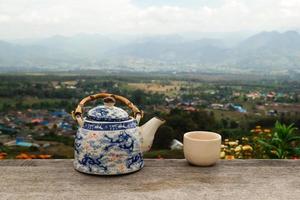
left=1, top=31, right=300, bottom=74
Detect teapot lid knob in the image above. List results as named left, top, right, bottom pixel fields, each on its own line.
left=103, top=96, right=116, bottom=107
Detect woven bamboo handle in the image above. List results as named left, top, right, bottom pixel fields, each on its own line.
left=72, top=93, right=143, bottom=126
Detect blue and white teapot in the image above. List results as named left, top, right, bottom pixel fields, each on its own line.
left=72, top=93, right=165, bottom=175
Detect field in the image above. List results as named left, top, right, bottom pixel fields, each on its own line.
left=0, top=72, right=300, bottom=159
left=128, top=81, right=182, bottom=95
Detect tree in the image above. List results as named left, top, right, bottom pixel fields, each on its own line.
left=131, top=90, right=145, bottom=105
left=152, top=126, right=175, bottom=149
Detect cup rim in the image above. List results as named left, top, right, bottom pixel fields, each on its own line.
left=184, top=131, right=221, bottom=142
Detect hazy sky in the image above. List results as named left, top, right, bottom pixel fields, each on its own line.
left=0, top=0, right=300, bottom=39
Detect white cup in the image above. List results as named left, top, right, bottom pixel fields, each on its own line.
left=184, top=131, right=221, bottom=166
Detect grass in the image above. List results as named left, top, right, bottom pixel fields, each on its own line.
left=2, top=146, right=184, bottom=159
left=208, top=109, right=247, bottom=121
left=41, top=143, right=74, bottom=158
left=127, top=81, right=182, bottom=96
left=0, top=146, right=38, bottom=158
left=143, top=149, right=184, bottom=159
left=1, top=141, right=74, bottom=159
left=34, top=134, right=74, bottom=146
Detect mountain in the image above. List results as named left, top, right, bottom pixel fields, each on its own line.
left=0, top=31, right=300, bottom=73
left=238, top=31, right=300, bottom=50
left=229, top=31, right=300, bottom=70
left=0, top=34, right=122, bottom=68
left=31, top=34, right=121, bottom=58
left=106, top=37, right=227, bottom=63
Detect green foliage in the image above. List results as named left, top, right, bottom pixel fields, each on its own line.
left=220, top=129, right=251, bottom=140
left=162, top=108, right=217, bottom=142
left=258, top=122, right=300, bottom=158
left=33, top=134, right=74, bottom=146
left=152, top=126, right=175, bottom=149
left=1, top=74, right=300, bottom=158
left=0, top=146, right=35, bottom=158
left=143, top=108, right=218, bottom=150
left=144, top=149, right=184, bottom=159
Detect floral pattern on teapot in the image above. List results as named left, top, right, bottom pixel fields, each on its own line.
left=87, top=105, right=130, bottom=122
left=82, top=120, right=137, bottom=131
left=74, top=127, right=144, bottom=175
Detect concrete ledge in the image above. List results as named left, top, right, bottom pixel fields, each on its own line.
left=0, top=159, right=300, bottom=200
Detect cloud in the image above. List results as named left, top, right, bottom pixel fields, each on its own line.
left=0, top=0, right=299, bottom=38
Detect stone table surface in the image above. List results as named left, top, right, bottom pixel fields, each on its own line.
left=0, top=159, right=300, bottom=200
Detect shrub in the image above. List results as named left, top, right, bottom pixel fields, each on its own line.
left=257, top=122, right=300, bottom=159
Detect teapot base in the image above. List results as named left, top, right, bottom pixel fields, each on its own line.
left=74, top=164, right=144, bottom=176
left=73, top=157, right=144, bottom=176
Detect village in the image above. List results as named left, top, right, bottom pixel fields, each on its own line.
left=0, top=74, right=299, bottom=159
left=164, top=87, right=300, bottom=117
left=0, top=109, right=76, bottom=159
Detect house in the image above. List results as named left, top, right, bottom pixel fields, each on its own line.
left=232, top=92, right=241, bottom=97
left=31, top=118, right=43, bottom=124
left=0, top=123, right=17, bottom=134
left=211, top=103, right=224, bottom=110
left=246, top=92, right=261, bottom=100
left=51, top=110, right=68, bottom=118
left=227, top=104, right=247, bottom=113
left=58, top=121, right=72, bottom=130
left=266, top=92, right=276, bottom=101
left=62, top=81, right=78, bottom=89
left=267, top=109, right=277, bottom=116
left=183, top=106, right=197, bottom=112
left=17, top=137, right=40, bottom=147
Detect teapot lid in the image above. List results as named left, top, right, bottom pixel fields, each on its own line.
left=86, top=97, right=130, bottom=122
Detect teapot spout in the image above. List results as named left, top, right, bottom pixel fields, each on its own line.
left=140, top=117, right=165, bottom=152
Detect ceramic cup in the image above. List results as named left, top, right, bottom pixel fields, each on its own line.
left=184, top=131, right=221, bottom=166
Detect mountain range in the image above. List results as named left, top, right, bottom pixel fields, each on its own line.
left=0, top=31, right=300, bottom=73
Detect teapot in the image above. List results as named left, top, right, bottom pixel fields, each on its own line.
left=72, top=93, right=165, bottom=175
